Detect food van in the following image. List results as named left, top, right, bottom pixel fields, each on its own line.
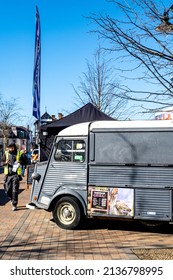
left=30, top=120, right=173, bottom=229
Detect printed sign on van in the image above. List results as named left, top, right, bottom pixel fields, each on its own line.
left=109, top=188, right=134, bottom=216
left=88, top=186, right=134, bottom=216
left=91, top=190, right=109, bottom=213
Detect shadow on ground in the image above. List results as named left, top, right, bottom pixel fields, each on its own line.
left=50, top=217, right=173, bottom=234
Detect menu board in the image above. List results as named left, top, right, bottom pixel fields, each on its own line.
left=91, top=190, right=109, bottom=213
left=27, top=165, right=35, bottom=186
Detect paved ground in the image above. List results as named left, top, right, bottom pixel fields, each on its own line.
left=1, top=174, right=173, bottom=260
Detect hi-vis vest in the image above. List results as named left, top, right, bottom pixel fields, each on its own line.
left=32, top=153, right=38, bottom=162
left=4, top=150, right=22, bottom=175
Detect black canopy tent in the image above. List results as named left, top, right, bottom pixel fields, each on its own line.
left=40, top=103, right=115, bottom=161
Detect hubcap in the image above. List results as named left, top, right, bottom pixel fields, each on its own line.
left=58, top=202, right=76, bottom=225
left=63, top=207, right=72, bottom=218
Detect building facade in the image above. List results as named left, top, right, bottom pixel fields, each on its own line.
left=0, top=126, right=31, bottom=162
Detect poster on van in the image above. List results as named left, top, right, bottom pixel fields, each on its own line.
left=109, top=187, right=134, bottom=216
left=88, top=186, right=134, bottom=216
left=90, top=189, right=109, bottom=213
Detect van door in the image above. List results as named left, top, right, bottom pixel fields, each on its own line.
left=38, top=137, right=87, bottom=205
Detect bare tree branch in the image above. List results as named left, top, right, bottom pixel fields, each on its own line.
left=0, top=96, right=22, bottom=149
left=88, top=0, right=173, bottom=115
left=72, top=46, right=127, bottom=119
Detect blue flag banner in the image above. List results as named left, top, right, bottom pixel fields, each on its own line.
left=32, top=6, right=41, bottom=120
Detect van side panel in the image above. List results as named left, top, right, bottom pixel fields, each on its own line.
left=135, top=188, right=171, bottom=220
left=41, top=161, right=87, bottom=196
left=89, top=165, right=173, bottom=188
left=88, top=130, right=173, bottom=221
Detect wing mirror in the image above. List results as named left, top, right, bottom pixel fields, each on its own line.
left=32, top=172, right=41, bottom=182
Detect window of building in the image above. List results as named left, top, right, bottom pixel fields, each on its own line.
left=54, top=140, right=85, bottom=162
left=18, top=130, right=27, bottom=139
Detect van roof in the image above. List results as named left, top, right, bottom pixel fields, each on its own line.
left=57, top=120, right=173, bottom=137
left=90, top=120, right=173, bottom=130
left=58, top=122, right=90, bottom=136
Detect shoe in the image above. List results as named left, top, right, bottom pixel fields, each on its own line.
left=12, top=206, right=17, bottom=211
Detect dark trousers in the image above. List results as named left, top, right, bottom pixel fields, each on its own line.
left=4, top=175, right=20, bottom=206
left=21, top=165, right=26, bottom=176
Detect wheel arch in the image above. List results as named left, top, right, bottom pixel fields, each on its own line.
left=48, top=190, right=87, bottom=216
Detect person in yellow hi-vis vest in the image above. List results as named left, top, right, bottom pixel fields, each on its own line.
left=2, top=143, right=23, bottom=211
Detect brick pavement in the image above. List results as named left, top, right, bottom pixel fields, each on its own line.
left=1, top=173, right=173, bottom=260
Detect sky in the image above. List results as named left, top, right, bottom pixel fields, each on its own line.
left=0, top=0, right=172, bottom=126
left=0, top=0, right=118, bottom=125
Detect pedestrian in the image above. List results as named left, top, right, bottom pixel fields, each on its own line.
left=2, top=143, right=23, bottom=211
left=20, top=149, right=28, bottom=176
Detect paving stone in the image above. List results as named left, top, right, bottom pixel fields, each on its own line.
left=1, top=173, right=173, bottom=259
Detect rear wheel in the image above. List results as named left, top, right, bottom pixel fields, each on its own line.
left=139, top=220, right=163, bottom=227
left=53, top=196, right=82, bottom=230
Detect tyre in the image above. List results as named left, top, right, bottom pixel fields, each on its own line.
left=53, top=196, right=82, bottom=230
left=139, top=220, right=163, bottom=227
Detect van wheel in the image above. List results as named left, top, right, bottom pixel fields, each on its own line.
left=53, top=196, right=81, bottom=230
left=139, top=220, right=163, bottom=227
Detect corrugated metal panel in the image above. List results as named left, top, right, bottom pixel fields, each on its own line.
left=172, top=192, right=173, bottom=219
left=89, top=165, right=173, bottom=188
left=30, top=162, right=47, bottom=202
left=42, top=162, right=87, bottom=195
left=135, top=189, right=171, bottom=219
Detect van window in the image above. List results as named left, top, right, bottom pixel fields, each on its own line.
left=54, top=140, right=85, bottom=162
left=94, top=131, right=173, bottom=165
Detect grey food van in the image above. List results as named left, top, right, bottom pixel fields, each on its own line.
left=30, top=120, right=173, bottom=229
